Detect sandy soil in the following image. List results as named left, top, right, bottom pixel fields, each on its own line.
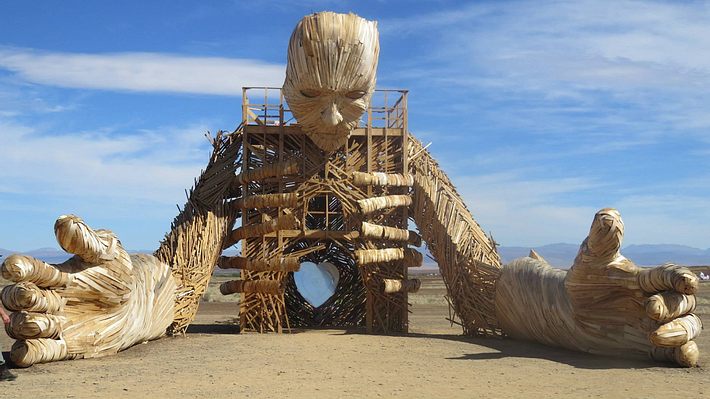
left=2, top=277, right=709, bottom=398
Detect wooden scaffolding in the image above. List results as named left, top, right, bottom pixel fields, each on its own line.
left=218, top=87, right=420, bottom=334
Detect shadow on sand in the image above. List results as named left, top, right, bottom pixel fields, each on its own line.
left=334, top=329, right=673, bottom=370
left=186, top=323, right=240, bottom=334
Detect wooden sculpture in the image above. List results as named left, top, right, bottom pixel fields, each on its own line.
left=1, top=132, right=241, bottom=366
left=495, top=209, right=701, bottom=367
left=0, top=11, right=700, bottom=368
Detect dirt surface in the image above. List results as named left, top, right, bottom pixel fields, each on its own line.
left=2, top=277, right=709, bottom=398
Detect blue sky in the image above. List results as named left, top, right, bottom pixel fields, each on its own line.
left=0, top=1, right=708, bottom=252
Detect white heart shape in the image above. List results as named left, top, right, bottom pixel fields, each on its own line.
left=294, top=261, right=339, bottom=307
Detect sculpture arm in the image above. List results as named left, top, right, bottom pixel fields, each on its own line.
left=406, top=134, right=503, bottom=336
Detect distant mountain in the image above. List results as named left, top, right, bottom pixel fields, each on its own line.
left=499, top=243, right=710, bottom=268
left=623, top=244, right=710, bottom=267
left=498, top=243, right=579, bottom=268
left=1, top=244, right=708, bottom=269
left=0, top=247, right=73, bottom=264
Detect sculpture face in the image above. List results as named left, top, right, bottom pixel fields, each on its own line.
left=283, top=12, right=379, bottom=151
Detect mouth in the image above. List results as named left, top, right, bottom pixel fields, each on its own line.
left=306, top=123, right=352, bottom=152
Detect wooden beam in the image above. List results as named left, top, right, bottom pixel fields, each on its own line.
left=360, top=222, right=421, bottom=247
left=220, top=280, right=283, bottom=295
left=231, top=193, right=298, bottom=209
left=243, top=125, right=404, bottom=137
left=236, top=160, right=299, bottom=185
left=223, top=214, right=299, bottom=248
left=351, top=172, right=413, bottom=187
left=355, top=248, right=423, bottom=267
left=383, top=278, right=421, bottom=294
left=258, top=229, right=360, bottom=240
left=357, top=195, right=412, bottom=215
left=218, top=256, right=301, bottom=272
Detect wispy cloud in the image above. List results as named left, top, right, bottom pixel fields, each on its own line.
left=0, top=120, right=211, bottom=204
left=452, top=171, right=710, bottom=249
left=453, top=172, right=601, bottom=247
left=381, top=1, right=710, bottom=249
left=382, top=1, right=710, bottom=139
left=0, top=47, right=285, bottom=95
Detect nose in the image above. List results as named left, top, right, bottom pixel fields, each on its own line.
left=321, top=103, right=343, bottom=126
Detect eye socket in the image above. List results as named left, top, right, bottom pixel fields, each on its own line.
left=345, top=90, right=367, bottom=100
left=300, top=89, right=321, bottom=98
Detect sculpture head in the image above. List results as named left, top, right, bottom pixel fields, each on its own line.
left=283, top=12, right=379, bottom=151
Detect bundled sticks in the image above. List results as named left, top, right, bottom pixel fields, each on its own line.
left=382, top=278, right=421, bottom=294
left=356, top=248, right=423, bottom=267
left=236, top=160, right=299, bottom=184
left=357, top=195, right=412, bottom=215
left=232, top=193, right=298, bottom=210
left=360, top=222, right=421, bottom=246
left=218, top=256, right=301, bottom=272
left=351, top=172, right=413, bottom=187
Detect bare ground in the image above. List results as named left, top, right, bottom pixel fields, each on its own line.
left=2, top=277, right=709, bottom=398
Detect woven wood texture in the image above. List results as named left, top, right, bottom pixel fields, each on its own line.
left=495, top=208, right=702, bottom=367
left=407, top=135, right=503, bottom=336
left=283, top=12, right=379, bottom=151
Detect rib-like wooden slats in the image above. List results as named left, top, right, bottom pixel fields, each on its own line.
left=236, top=160, right=299, bottom=184
left=357, top=195, right=412, bottom=215
left=360, top=222, right=421, bottom=246
left=220, top=280, right=283, bottom=295
left=224, top=214, right=299, bottom=248
left=382, top=278, right=421, bottom=294
left=355, top=248, right=423, bottom=267
left=231, top=193, right=298, bottom=209
left=218, top=256, right=300, bottom=272
left=351, top=172, right=413, bottom=187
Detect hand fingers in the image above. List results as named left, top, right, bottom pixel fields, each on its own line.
left=645, top=292, right=696, bottom=323
left=54, top=214, right=120, bottom=263
left=639, top=264, right=698, bottom=295
left=10, top=338, right=69, bottom=367
left=6, top=311, right=62, bottom=340
left=1, top=282, right=64, bottom=313
left=1, top=254, right=70, bottom=287
left=650, top=341, right=699, bottom=367
left=650, top=314, right=702, bottom=347
left=580, top=208, right=624, bottom=262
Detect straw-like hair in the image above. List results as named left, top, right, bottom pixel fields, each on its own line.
left=283, top=12, right=379, bottom=151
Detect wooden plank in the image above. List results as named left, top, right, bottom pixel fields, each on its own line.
left=243, top=125, right=404, bottom=137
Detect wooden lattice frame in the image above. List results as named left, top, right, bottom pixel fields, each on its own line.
left=220, top=87, right=413, bottom=333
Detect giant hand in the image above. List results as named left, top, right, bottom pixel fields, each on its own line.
left=495, top=208, right=701, bottom=366
left=1, top=215, right=175, bottom=367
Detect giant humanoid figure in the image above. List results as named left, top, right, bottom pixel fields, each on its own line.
left=1, top=12, right=701, bottom=368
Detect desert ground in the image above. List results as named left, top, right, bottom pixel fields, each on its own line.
left=2, top=272, right=709, bottom=398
